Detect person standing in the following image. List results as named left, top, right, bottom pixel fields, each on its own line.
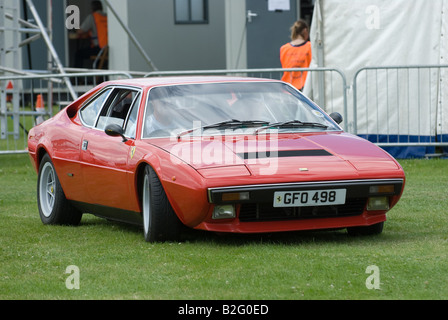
left=280, top=20, right=312, bottom=91
left=75, top=1, right=108, bottom=68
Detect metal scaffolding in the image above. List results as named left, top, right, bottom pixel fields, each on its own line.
left=0, top=0, right=77, bottom=141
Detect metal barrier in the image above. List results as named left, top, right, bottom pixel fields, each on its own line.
left=147, top=66, right=447, bottom=156
left=0, top=71, right=132, bottom=154
left=2, top=66, right=446, bottom=157
left=353, top=65, right=448, bottom=151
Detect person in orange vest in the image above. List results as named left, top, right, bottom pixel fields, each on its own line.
left=75, top=1, right=108, bottom=68
left=280, top=19, right=312, bottom=91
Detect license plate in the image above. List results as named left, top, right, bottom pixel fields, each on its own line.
left=273, top=189, right=346, bottom=207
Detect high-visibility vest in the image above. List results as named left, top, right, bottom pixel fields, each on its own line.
left=92, top=12, right=108, bottom=48
left=280, top=41, right=312, bottom=90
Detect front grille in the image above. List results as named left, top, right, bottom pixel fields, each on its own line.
left=238, top=198, right=367, bottom=222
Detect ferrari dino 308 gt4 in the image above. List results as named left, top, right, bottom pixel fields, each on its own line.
left=28, top=76, right=405, bottom=242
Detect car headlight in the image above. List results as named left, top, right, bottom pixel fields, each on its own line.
left=212, top=205, right=236, bottom=219
left=367, top=197, right=390, bottom=211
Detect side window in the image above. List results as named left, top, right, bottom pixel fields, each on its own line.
left=79, top=88, right=112, bottom=127
left=95, top=89, right=139, bottom=131
left=124, top=94, right=141, bottom=138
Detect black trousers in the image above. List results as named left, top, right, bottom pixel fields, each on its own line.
left=74, top=45, right=101, bottom=68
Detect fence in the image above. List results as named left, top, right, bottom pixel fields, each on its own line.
left=1, top=66, right=447, bottom=157
left=352, top=65, right=448, bottom=157
left=0, top=71, right=132, bottom=154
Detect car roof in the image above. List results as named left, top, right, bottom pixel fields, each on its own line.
left=101, top=76, right=280, bottom=89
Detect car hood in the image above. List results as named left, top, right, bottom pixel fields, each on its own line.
left=147, top=132, right=402, bottom=179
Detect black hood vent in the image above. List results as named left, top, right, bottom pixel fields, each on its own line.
left=237, top=149, right=332, bottom=159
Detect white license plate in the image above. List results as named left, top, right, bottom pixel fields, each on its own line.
left=273, top=189, right=346, bottom=207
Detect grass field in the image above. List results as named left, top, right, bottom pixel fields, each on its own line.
left=0, top=154, right=447, bottom=300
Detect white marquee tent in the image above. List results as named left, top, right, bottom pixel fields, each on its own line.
left=304, top=0, right=448, bottom=157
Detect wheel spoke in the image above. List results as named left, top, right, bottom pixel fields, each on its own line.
left=47, top=189, right=55, bottom=206
left=46, top=174, right=55, bottom=207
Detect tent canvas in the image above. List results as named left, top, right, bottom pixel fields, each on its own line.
left=304, top=0, right=448, bottom=158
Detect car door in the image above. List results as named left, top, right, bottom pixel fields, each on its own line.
left=79, top=87, right=141, bottom=211
left=58, top=87, right=113, bottom=204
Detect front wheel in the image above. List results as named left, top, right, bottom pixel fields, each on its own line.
left=37, top=154, right=82, bottom=225
left=142, top=165, right=181, bottom=242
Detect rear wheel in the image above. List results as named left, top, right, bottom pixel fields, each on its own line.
left=347, top=221, right=384, bottom=236
left=37, top=154, right=82, bottom=225
left=142, top=165, right=181, bottom=242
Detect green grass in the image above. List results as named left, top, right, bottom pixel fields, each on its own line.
left=0, top=154, right=447, bottom=300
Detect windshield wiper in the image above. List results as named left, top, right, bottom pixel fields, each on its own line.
left=204, top=119, right=270, bottom=129
left=176, top=119, right=270, bottom=140
left=254, top=120, right=328, bottom=135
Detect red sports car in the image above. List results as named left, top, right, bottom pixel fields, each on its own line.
left=28, top=76, right=405, bottom=242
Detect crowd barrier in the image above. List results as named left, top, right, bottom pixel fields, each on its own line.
left=0, top=71, right=132, bottom=154
left=1, top=66, right=446, bottom=158
left=353, top=65, right=448, bottom=157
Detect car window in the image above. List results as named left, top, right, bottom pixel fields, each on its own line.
left=95, top=89, right=139, bottom=131
left=124, top=94, right=141, bottom=138
left=79, top=88, right=112, bottom=127
left=142, top=82, right=339, bottom=138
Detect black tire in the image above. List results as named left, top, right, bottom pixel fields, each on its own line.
left=142, top=165, right=181, bottom=242
left=37, top=154, right=82, bottom=225
left=347, top=221, right=384, bottom=236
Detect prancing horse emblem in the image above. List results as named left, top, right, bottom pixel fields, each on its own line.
left=130, top=146, right=136, bottom=159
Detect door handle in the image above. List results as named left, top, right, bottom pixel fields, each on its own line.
left=82, top=140, right=88, bottom=151
left=247, top=10, right=258, bottom=23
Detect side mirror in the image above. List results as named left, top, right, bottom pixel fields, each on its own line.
left=105, top=123, right=127, bottom=142
left=329, top=112, right=343, bottom=125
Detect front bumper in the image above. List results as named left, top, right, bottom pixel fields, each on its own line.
left=200, top=179, right=404, bottom=233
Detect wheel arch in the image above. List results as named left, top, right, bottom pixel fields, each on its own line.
left=36, top=145, right=50, bottom=169
left=135, top=151, right=209, bottom=228
left=135, top=155, right=189, bottom=226
left=135, top=160, right=150, bottom=210
left=135, top=153, right=162, bottom=212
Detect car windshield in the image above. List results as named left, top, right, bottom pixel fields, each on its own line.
left=142, top=81, right=340, bottom=138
